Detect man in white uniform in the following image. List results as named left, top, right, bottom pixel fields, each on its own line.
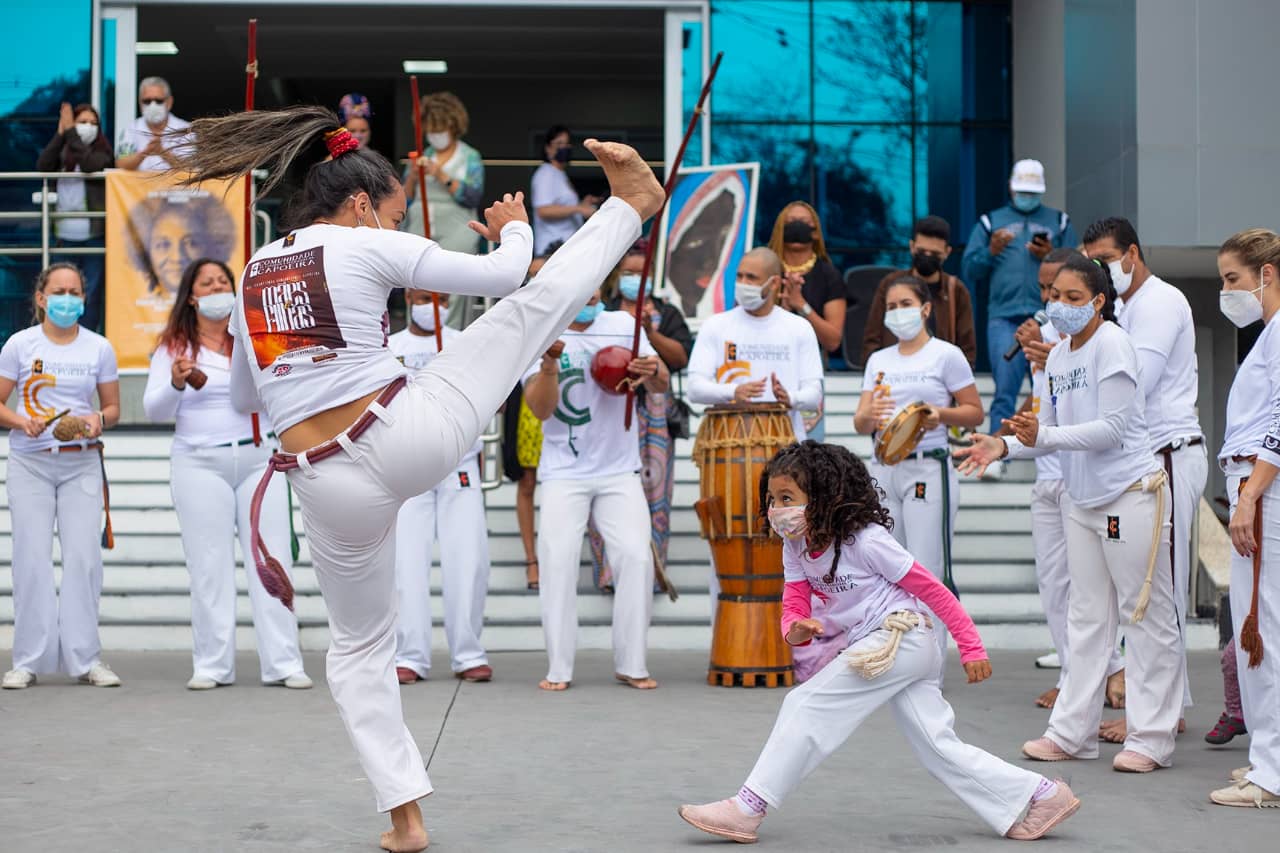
left=389, top=290, right=492, bottom=684
left=687, top=247, right=825, bottom=441
left=1084, top=217, right=1206, bottom=738
left=115, top=77, right=193, bottom=172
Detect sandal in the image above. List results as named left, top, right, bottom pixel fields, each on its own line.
left=525, top=559, right=539, bottom=591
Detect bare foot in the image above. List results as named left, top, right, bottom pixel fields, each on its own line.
left=584, top=139, right=664, bottom=220
left=538, top=679, right=570, bottom=691
left=1099, top=718, right=1127, bottom=743
left=1105, top=669, right=1126, bottom=709
left=1035, top=687, right=1059, bottom=709
left=615, top=673, right=659, bottom=690
left=381, top=802, right=428, bottom=852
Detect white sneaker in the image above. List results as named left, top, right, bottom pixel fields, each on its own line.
left=282, top=672, right=313, bottom=690
left=1036, top=652, right=1062, bottom=669
left=80, top=663, right=121, bottom=687
left=2, top=668, right=35, bottom=689
left=981, top=459, right=1006, bottom=481
left=186, top=675, right=220, bottom=690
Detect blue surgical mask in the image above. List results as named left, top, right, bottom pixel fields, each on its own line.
left=1012, top=192, right=1042, bottom=214
left=618, top=273, right=642, bottom=302
left=574, top=302, right=603, bottom=325
left=1045, top=299, right=1096, bottom=336
left=45, top=294, right=85, bottom=329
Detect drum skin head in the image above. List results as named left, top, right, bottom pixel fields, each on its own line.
left=875, top=401, right=930, bottom=465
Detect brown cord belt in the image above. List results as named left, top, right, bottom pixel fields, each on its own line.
left=43, top=442, right=113, bottom=549
left=247, top=377, right=408, bottom=611
left=1154, top=439, right=1203, bottom=631
left=1239, top=475, right=1265, bottom=668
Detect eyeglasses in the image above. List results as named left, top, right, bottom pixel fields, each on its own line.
left=140, top=98, right=166, bottom=106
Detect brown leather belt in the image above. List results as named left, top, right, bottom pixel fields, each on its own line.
left=247, top=377, right=408, bottom=611
left=44, top=441, right=104, bottom=454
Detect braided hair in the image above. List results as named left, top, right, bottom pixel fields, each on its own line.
left=758, top=441, right=893, bottom=554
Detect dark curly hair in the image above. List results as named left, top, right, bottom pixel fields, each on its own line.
left=758, top=441, right=893, bottom=554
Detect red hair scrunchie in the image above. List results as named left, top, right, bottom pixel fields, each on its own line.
left=324, top=127, right=361, bottom=159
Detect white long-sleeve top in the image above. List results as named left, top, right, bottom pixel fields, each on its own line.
left=1005, top=321, right=1158, bottom=508
left=1116, top=275, right=1202, bottom=449
left=1220, top=313, right=1280, bottom=470
left=144, top=343, right=271, bottom=451
left=687, top=305, right=824, bottom=440
left=228, top=219, right=531, bottom=427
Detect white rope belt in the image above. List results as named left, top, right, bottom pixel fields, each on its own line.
left=1127, top=469, right=1168, bottom=624
left=844, top=610, right=932, bottom=679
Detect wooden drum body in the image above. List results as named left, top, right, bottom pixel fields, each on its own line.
left=692, top=404, right=796, bottom=687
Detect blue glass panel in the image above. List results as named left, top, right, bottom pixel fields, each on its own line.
left=919, top=1, right=963, bottom=123
left=681, top=21, right=704, bottom=167
left=101, top=18, right=117, bottom=141
left=813, top=0, right=915, bottom=123
left=711, top=122, right=811, bottom=247
left=812, top=124, right=912, bottom=250
left=710, top=0, right=811, bottom=122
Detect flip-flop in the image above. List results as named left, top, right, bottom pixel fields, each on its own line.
left=525, top=559, right=539, bottom=591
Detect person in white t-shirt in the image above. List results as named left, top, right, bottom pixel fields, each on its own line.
left=389, top=289, right=492, bottom=685
left=523, top=292, right=668, bottom=691
left=1206, top=228, right=1280, bottom=808
left=958, top=252, right=1183, bottom=774
left=531, top=125, right=601, bottom=255
left=143, top=258, right=311, bottom=692
left=678, top=442, right=1078, bottom=845
left=1083, top=217, right=1206, bottom=740
left=175, top=105, right=664, bottom=850
left=116, top=77, right=193, bottom=172
left=854, top=276, right=983, bottom=673
left=0, top=264, right=122, bottom=690
left=687, top=247, right=825, bottom=441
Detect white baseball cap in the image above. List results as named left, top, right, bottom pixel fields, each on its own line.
left=1009, top=159, right=1046, bottom=193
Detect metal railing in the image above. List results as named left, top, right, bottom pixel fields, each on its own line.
left=0, top=171, right=109, bottom=269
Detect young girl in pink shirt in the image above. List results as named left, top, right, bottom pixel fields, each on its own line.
left=678, top=441, right=1080, bottom=843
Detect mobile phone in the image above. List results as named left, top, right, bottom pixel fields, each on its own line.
left=1031, top=232, right=1050, bottom=245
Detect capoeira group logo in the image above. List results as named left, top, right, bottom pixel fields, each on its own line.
left=241, top=247, right=346, bottom=370
left=1107, top=515, right=1121, bottom=541
left=714, top=341, right=751, bottom=385
left=555, top=365, right=591, bottom=457
left=23, top=360, right=57, bottom=420
left=913, top=482, right=928, bottom=501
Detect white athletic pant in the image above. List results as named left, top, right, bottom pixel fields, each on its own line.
left=1158, top=443, right=1208, bottom=709
left=1227, top=467, right=1280, bottom=795
left=394, top=453, right=490, bottom=676
left=170, top=442, right=305, bottom=683
left=868, top=455, right=958, bottom=672
left=743, top=621, right=1043, bottom=836
left=537, top=472, right=654, bottom=684
left=1044, top=475, right=1183, bottom=765
left=7, top=450, right=104, bottom=677
left=1030, top=479, right=1124, bottom=689
left=285, top=198, right=641, bottom=812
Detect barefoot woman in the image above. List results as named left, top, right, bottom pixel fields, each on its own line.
left=174, top=107, right=663, bottom=850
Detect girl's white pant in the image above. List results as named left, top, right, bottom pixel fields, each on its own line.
left=1030, top=478, right=1123, bottom=689
left=284, top=198, right=641, bottom=812
left=536, top=472, right=654, bottom=684
left=743, top=621, right=1042, bottom=836
left=394, top=453, right=490, bottom=676
left=170, top=442, right=305, bottom=684
left=7, top=450, right=104, bottom=677
left=868, top=455, right=958, bottom=674
left=1044, top=475, right=1183, bottom=765
left=1227, top=468, right=1280, bottom=795
left=1161, top=443, right=1208, bottom=709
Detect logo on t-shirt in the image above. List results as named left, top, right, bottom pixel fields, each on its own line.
left=242, top=246, right=346, bottom=369
left=913, top=482, right=927, bottom=501
left=715, top=340, right=752, bottom=384
left=555, top=366, right=590, bottom=456
left=1107, top=515, right=1121, bottom=540
left=457, top=471, right=471, bottom=488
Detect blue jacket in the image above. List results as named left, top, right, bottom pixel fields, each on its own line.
left=961, top=203, right=1078, bottom=321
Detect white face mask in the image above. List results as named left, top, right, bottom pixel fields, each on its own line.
left=1220, top=270, right=1267, bottom=328
left=141, top=101, right=167, bottom=125
left=196, top=291, right=236, bottom=321
left=410, top=302, right=438, bottom=331
left=349, top=194, right=384, bottom=230
left=735, top=276, right=773, bottom=311
left=1108, top=257, right=1134, bottom=297
left=884, top=306, right=924, bottom=341
left=74, top=122, right=98, bottom=145
left=426, top=131, right=452, bottom=150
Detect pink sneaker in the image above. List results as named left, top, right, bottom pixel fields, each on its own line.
left=1113, top=750, right=1160, bottom=773
left=1021, top=737, right=1075, bottom=761
left=1007, top=781, right=1080, bottom=840
left=678, top=799, right=763, bottom=843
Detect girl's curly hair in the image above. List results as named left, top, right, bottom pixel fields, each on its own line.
left=758, top=441, right=893, bottom=552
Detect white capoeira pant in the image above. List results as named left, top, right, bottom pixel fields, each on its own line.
left=744, top=620, right=1043, bottom=835
left=283, top=198, right=641, bottom=812
left=394, top=452, right=490, bottom=677
left=1227, top=464, right=1280, bottom=795
left=1030, top=478, right=1123, bottom=689
left=7, top=449, right=105, bottom=677
left=868, top=453, right=958, bottom=671
left=1156, top=440, right=1209, bottom=709
left=1044, top=474, right=1183, bottom=765
left=171, top=441, right=304, bottom=684
left=536, top=471, right=654, bottom=684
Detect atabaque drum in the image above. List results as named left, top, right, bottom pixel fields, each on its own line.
left=692, top=403, right=797, bottom=687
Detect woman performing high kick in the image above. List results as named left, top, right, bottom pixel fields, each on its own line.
left=173, top=107, right=663, bottom=851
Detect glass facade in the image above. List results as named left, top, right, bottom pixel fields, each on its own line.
left=709, top=0, right=1012, bottom=272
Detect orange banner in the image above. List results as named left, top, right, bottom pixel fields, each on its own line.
left=105, top=170, right=245, bottom=369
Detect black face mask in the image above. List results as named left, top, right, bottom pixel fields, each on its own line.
left=912, top=251, right=943, bottom=278
left=553, top=146, right=572, bottom=164
left=782, top=220, right=814, bottom=244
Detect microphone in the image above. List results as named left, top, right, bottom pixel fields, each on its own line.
left=1003, top=310, right=1049, bottom=361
